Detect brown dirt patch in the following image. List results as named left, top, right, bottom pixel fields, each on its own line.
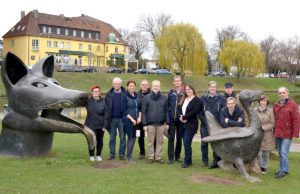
left=190, top=175, right=244, bottom=186
left=93, top=161, right=128, bottom=169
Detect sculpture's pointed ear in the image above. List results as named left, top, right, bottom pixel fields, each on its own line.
left=31, top=55, right=54, bottom=77
left=1, top=52, right=28, bottom=86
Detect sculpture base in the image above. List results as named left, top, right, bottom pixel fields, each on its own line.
left=0, top=127, right=53, bottom=157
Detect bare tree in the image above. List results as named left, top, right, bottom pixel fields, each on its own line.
left=277, top=36, right=300, bottom=83
left=260, top=35, right=279, bottom=73
left=136, top=12, right=172, bottom=40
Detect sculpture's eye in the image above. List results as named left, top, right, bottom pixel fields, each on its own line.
left=32, top=82, right=48, bottom=88
left=53, top=81, right=59, bottom=85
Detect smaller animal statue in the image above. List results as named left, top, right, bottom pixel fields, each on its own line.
left=202, top=90, right=263, bottom=183
left=0, top=52, right=95, bottom=157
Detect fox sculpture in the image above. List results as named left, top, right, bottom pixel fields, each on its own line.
left=0, top=52, right=95, bottom=157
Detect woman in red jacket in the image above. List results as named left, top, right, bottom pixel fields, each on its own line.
left=273, top=87, right=300, bottom=179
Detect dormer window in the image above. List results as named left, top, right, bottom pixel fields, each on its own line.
left=57, top=28, right=61, bottom=35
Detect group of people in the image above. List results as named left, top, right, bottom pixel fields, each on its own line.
left=84, top=76, right=300, bottom=179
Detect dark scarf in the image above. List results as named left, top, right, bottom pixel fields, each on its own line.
left=279, top=98, right=289, bottom=106
left=151, top=91, right=161, bottom=101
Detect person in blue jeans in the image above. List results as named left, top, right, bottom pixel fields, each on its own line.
left=105, top=77, right=126, bottom=160
left=273, top=87, right=300, bottom=179
left=176, top=84, right=201, bottom=168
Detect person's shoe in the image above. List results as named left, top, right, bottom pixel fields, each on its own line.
left=96, top=156, right=102, bottom=162
left=201, top=162, right=208, bottom=167
left=275, top=172, right=286, bottom=179
left=107, top=155, right=115, bottom=160
left=261, top=167, right=267, bottom=174
left=155, top=159, right=165, bottom=164
left=127, top=158, right=136, bottom=164
left=138, top=154, right=145, bottom=160
left=208, top=163, right=219, bottom=169
left=147, top=159, right=154, bottom=163
left=275, top=171, right=288, bottom=176
left=119, top=156, right=126, bottom=160
left=167, top=159, right=174, bottom=165
left=181, top=163, right=190, bottom=168
left=89, top=156, right=95, bottom=161
left=175, top=158, right=183, bottom=163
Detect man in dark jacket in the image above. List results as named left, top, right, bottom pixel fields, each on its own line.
left=198, top=81, right=225, bottom=168
left=273, top=87, right=300, bottom=179
left=105, top=77, right=126, bottom=160
left=137, top=80, right=150, bottom=159
left=142, top=80, right=169, bottom=164
left=167, top=75, right=185, bottom=164
left=220, top=97, right=245, bottom=128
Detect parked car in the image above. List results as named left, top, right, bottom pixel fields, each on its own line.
left=276, top=72, right=289, bottom=78
left=57, top=65, right=76, bottom=72
left=106, top=67, right=122, bottom=73
left=209, top=71, right=226, bottom=77
left=133, top=68, right=155, bottom=74
left=81, top=66, right=97, bottom=73
left=155, top=69, right=172, bottom=75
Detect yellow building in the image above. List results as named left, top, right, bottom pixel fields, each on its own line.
left=2, top=10, right=128, bottom=67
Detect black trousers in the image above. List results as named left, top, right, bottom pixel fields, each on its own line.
left=89, top=129, right=104, bottom=157
left=137, top=123, right=145, bottom=155
left=167, top=122, right=182, bottom=160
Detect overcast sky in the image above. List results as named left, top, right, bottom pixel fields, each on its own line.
left=1, top=0, right=299, bottom=56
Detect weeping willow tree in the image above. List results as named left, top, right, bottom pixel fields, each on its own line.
left=218, top=40, right=265, bottom=80
left=155, top=23, right=207, bottom=76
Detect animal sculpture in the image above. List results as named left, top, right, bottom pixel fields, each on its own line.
left=0, top=52, right=95, bottom=157
left=202, top=90, right=263, bottom=183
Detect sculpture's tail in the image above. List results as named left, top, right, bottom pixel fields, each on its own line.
left=205, top=111, right=222, bottom=135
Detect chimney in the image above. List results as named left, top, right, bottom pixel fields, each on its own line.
left=21, top=11, right=25, bottom=19
left=32, top=9, right=38, bottom=18
left=81, top=14, right=85, bottom=17
left=59, top=14, right=64, bottom=19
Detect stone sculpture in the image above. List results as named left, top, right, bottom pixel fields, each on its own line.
left=202, top=90, right=263, bottom=183
left=0, top=52, right=95, bottom=157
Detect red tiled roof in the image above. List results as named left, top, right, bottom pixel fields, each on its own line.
left=2, top=10, right=127, bottom=45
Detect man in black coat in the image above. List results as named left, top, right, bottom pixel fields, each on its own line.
left=220, top=97, right=245, bottom=128
left=142, top=80, right=169, bottom=164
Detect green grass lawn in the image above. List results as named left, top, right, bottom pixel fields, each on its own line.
left=0, top=132, right=300, bottom=194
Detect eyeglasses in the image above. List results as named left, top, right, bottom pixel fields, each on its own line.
left=185, top=88, right=192, bottom=91
left=278, top=92, right=286, bottom=94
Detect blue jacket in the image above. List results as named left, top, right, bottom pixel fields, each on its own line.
left=123, top=91, right=141, bottom=120
left=198, top=92, right=225, bottom=129
left=220, top=105, right=245, bottom=128
left=167, top=88, right=185, bottom=123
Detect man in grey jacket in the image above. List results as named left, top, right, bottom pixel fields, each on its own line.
left=142, top=80, right=169, bottom=164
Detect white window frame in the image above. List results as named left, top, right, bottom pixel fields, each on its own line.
left=32, top=39, right=39, bottom=50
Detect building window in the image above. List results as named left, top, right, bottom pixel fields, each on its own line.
left=81, top=31, right=84, bottom=38
left=78, top=44, right=83, bottom=50
left=48, top=27, right=52, bottom=33
left=47, top=41, right=52, bottom=48
left=73, top=30, right=77, bottom=36
left=97, top=46, right=101, bottom=52
left=115, top=47, right=118, bottom=53
left=88, top=45, right=92, bottom=51
left=60, top=42, right=64, bottom=49
left=105, top=46, right=108, bottom=52
left=88, top=57, right=92, bottom=65
left=54, top=41, right=58, bottom=48
left=32, top=39, right=39, bottom=50
left=88, top=32, right=91, bottom=39
left=43, top=26, right=47, bottom=33
left=57, top=28, right=61, bottom=35
left=96, top=33, right=99, bottom=39
left=78, top=56, right=82, bottom=65
left=66, top=42, right=71, bottom=49
left=31, top=55, right=35, bottom=60
left=65, top=29, right=69, bottom=36
left=10, top=40, right=15, bottom=47
left=97, top=57, right=101, bottom=66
